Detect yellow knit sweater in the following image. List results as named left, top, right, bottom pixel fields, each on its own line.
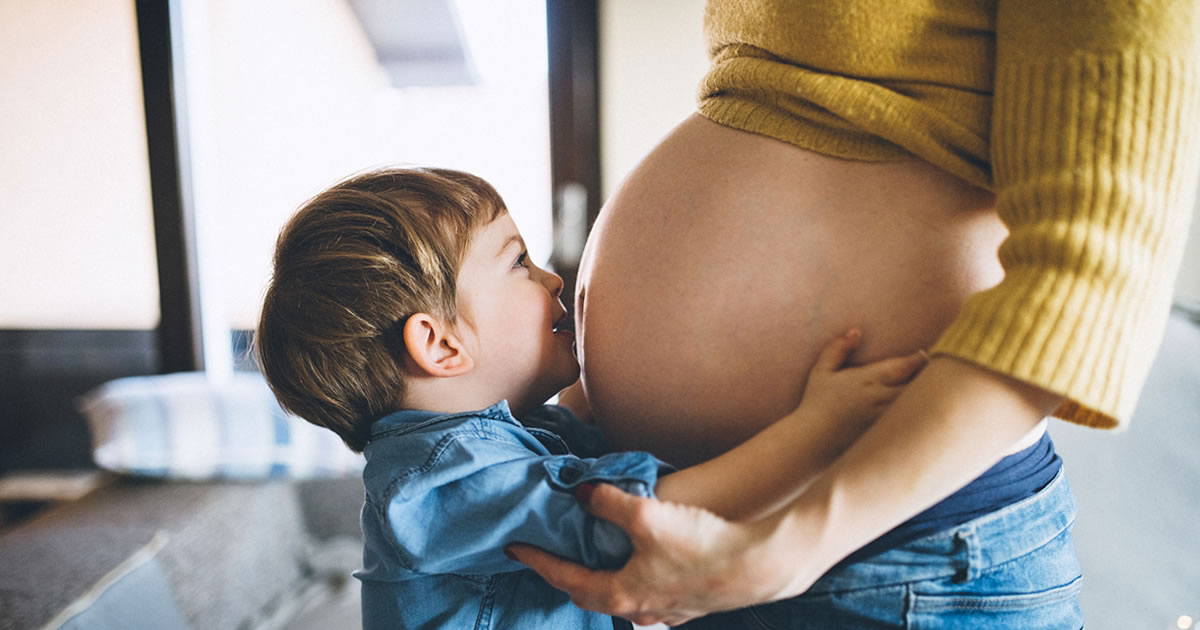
left=699, top=0, right=1200, bottom=428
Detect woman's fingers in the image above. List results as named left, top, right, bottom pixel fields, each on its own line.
left=575, top=482, right=655, bottom=534
left=504, top=543, right=629, bottom=612
left=506, top=484, right=650, bottom=618
left=507, top=483, right=742, bottom=625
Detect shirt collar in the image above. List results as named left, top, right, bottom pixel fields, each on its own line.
left=369, top=399, right=515, bottom=439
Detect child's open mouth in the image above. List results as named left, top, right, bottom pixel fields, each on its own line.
left=552, top=313, right=574, bottom=336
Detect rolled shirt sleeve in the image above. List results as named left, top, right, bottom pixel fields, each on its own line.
left=380, top=435, right=672, bottom=576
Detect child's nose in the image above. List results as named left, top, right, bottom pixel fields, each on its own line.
left=540, top=267, right=564, bottom=298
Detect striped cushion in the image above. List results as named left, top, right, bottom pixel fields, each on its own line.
left=80, top=372, right=363, bottom=479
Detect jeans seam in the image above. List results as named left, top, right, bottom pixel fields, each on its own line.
left=978, top=524, right=1076, bottom=579
left=911, top=574, right=1083, bottom=612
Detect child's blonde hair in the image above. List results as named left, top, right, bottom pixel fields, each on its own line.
left=256, top=167, right=506, bottom=451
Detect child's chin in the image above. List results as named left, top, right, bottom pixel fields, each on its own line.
left=561, top=366, right=581, bottom=387
left=559, top=347, right=580, bottom=373
left=555, top=365, right=581, bottom=391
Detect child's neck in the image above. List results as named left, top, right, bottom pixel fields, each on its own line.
left=402, top=373, right=522, bottom=416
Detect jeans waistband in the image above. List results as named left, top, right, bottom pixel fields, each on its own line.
left=806, top=469, right=1076, bottom=594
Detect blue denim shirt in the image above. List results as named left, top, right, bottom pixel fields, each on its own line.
left=356, top=401, right=673, bottom=630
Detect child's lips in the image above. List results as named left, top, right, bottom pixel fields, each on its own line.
left=552, top=313, right=574, bottom=335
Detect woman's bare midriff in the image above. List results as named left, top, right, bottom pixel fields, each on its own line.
left=576, top=114, right=1018, bottom=468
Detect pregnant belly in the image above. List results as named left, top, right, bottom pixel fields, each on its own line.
left=576, top=115, right=1008, bottom=467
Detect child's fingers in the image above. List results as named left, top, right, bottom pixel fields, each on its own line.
left=868, top=385, right=906, bottom=409
left=863, top=351, right=928, bottom=385
left=813, top=329, right=862, bottom=372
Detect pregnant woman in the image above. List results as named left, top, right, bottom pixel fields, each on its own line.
left=511, top=0, right=1200, bottom=627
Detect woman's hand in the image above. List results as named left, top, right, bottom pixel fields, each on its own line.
left=506, top=484, right=797, bottom=626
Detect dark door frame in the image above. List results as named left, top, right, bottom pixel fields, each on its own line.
left=135, top=0, right=205, bottom=373
left=546, top=0, right=602, bottom=310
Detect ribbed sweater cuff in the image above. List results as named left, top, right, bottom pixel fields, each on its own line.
left=932, top=52, right=1200, bottom=428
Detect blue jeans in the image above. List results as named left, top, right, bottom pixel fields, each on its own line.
left=681, top=471, right=1083, bottom=629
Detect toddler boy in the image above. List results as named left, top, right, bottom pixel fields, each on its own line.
left=256, top=167, right=924, bottom=629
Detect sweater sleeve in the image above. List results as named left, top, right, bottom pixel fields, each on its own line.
left=930, top=0, right=1200, bottom=428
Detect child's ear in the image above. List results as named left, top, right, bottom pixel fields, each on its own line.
left=402, top=313, right=474, bottom=377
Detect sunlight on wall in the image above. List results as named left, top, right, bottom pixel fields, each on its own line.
left=0, top=0, right=159, bottom=329
left=598, top=0, right=708, bottom=200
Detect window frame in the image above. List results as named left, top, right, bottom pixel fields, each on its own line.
left=136, top=0, right=204, bottom=372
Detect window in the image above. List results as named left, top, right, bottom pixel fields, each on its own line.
left=178, top=0, right=554, bottom=370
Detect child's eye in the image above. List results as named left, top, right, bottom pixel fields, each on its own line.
left=513, top=251, right=530, bottom=269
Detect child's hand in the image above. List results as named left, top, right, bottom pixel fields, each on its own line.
left=798, top=329, right=927, bottom=440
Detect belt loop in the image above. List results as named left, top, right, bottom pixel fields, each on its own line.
left=951, top=527, right=980, bottom=583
